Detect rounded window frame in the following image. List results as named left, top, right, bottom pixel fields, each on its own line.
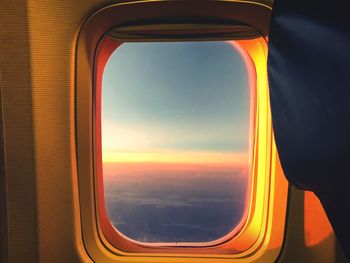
left=95, top=37, right=256, bottom=251
left=76, top=1, right=288, bottom=261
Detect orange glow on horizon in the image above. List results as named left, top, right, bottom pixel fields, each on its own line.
left=102, top=151, right=249, bottom=166
left=103, top=161, right=248, bottom=177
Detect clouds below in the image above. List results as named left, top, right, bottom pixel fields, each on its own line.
left=104, top=163, right=249, bottom=242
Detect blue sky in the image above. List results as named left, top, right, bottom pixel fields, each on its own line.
left=102, top=41, right=250, bottom=154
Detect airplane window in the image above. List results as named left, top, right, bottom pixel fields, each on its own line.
left=101, top=41, right=253, bottom=243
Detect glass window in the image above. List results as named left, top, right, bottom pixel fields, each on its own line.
left=101, top=41, right=252, bottom=243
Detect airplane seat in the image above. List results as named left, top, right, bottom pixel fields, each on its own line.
left=268, top=0, right=350, bottom=259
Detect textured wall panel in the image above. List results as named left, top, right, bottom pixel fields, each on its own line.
left=27, top=0, right=113, bottom=262
left=0, top=1, right=39, bottom=262
left=0, top=50, right=8, bottom=263
left=0, top=0, right=116, bottom=262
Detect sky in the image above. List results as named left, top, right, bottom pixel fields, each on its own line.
left=101, top=41, right=251, bottom=243
left=102, top=41, right=250, bottom=165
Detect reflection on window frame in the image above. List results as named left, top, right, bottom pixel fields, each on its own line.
left=75, top=1, right=289, bottom=262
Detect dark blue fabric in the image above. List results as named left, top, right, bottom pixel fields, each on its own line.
left=267, top=0, right=350, bottom=258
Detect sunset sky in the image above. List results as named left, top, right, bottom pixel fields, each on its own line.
left=101, top=41, right=251, bottom=242
left=102, top=41, right=250, bottom=165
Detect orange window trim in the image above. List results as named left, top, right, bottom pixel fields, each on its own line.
left=93, top=36, right=286, bottom=257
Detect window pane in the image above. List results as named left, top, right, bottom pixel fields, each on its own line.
left=102, top=41, right=252, bottom=243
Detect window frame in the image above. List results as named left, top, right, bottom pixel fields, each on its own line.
left=95, top=37, right=256, bottom=251
left=76, top=1, right=288, bottom=262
